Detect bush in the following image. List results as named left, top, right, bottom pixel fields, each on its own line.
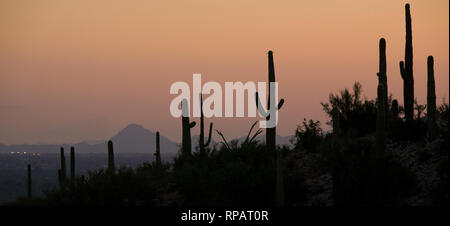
left=321, top=82, right=377, bottom=137
left=293, top=119, right=323, bottom=153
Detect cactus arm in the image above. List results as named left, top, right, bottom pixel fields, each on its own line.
left=255, top=92, right=269, bottom=117
left=399, top=61, right=405, bottom=79
left=277, top=98, right=284, bottom=110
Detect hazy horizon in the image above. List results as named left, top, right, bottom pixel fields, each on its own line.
left=1, top=0, right=448, bottom=145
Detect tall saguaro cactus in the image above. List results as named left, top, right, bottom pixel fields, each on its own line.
left=399, top=3, right=414, bottom=121
left=70, top=146, right=75, bottom=182
left=377, top=38, right=388, bottom=117
left=155, top=131, right=161, bottom=165
left=107, top=140, right=115, bottom=174
left=27, top=164, right=32, bottom=200
left=199, top=94, right=213, bottom=154
left=255, top=50, right=285, bottom=206
left=376, top=84, right=386, bottom=154
left=255, top=50, right=285, bottom=152
left=427, top=56, right=437, bottom=139
left=59, top=147, right=66, bottom=183
left=181, top=99, right=196, bottom=157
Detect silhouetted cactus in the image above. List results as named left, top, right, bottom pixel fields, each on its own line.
left=70, top=146, right=75, bottom=182
left=181, top=99, right=196, bottom=156
left=107, top=140, right=115, bottom=174
left=59, top=147, right=66, bottom=183
left=255, top=50, right=285, bottom=152
left=376, top=84, right=386, bottom=154
left=427, top=55, right=437, bottom=139
left=255, top=50, right=285, bottom=206
left=399, top=3, right=414, bottom=121
left=377, top=38, right=388, bottom=117
left=392, top=99, right=399, bottom=119
left=155, top=131, right=161, bottom=165
left=199, top=94, right=213, bottom=154
left=27, top=164, right=32, bottom=200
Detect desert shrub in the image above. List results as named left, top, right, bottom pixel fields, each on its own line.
left=321, top=82, right=377, bottom=137
left=293, top=119, right=323, bottom=153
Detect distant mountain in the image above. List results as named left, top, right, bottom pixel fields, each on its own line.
left=0, top=124, right=180, bottom=155
left=110, top=124, right=179, bottom=154
left=0, top=124, right=293, bottom=155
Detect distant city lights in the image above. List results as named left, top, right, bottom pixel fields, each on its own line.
left=8, top=152, right=40, bottom=156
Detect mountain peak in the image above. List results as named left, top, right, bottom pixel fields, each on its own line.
left=122, top=123, right=146, bottom=131
left=109, top=123, right=179, bottom=154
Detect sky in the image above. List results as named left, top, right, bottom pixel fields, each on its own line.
left=0, top=0, right=448, bottom=145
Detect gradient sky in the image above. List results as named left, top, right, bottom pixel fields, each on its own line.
left=0, top=0, right=448, bottom=144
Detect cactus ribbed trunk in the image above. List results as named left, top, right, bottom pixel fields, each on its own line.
left=60, top=147, right=66, bottom=183
left=378, top=38, right=388, bottom=117
left=107, top=140, right=115, bottom=174
left=376, top=84, right=386, bottom=154
left=27, top=164, right=32, bottom=200
left=181, top=99, right=196, bottom=157
left=155, top=132, right=161, bottom=165
left=266, top=51, right=276, bottom=152
left=427, top=56, right=437, bottom=139
left=70, top=146, right=75, bottom=182
left=182, top=116, right=192, bottom=156
left=199, top=94, right=212, bottom=154
left=400, top=3, right=414, bottom=121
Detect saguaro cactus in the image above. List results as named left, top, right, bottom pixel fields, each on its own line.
left=255, top=50, right=285, bottom=152
left=27, top=164, right=32, bottom=200
left=59, top=147, right=66, bottom=183
left=199, top=94, right=213, bottom=154
left=255, top=50, right=285, bottom=206
left=427, top=56, right=437, bottom=139
left=181, top=99, right=196, bottom=156
left=70, top=146, right=75, bottom=182
left=399, top=3, right=414, bottom=121
left=155, top=132, right=161, bottom=165
left=107, top=140, right=115, bottom=174
left=376, top=84, right=386, bottom=154
left=377, top=38, right=388, bottom=116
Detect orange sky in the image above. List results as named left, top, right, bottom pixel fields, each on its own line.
left=0, top=0, right=448, bottom=144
